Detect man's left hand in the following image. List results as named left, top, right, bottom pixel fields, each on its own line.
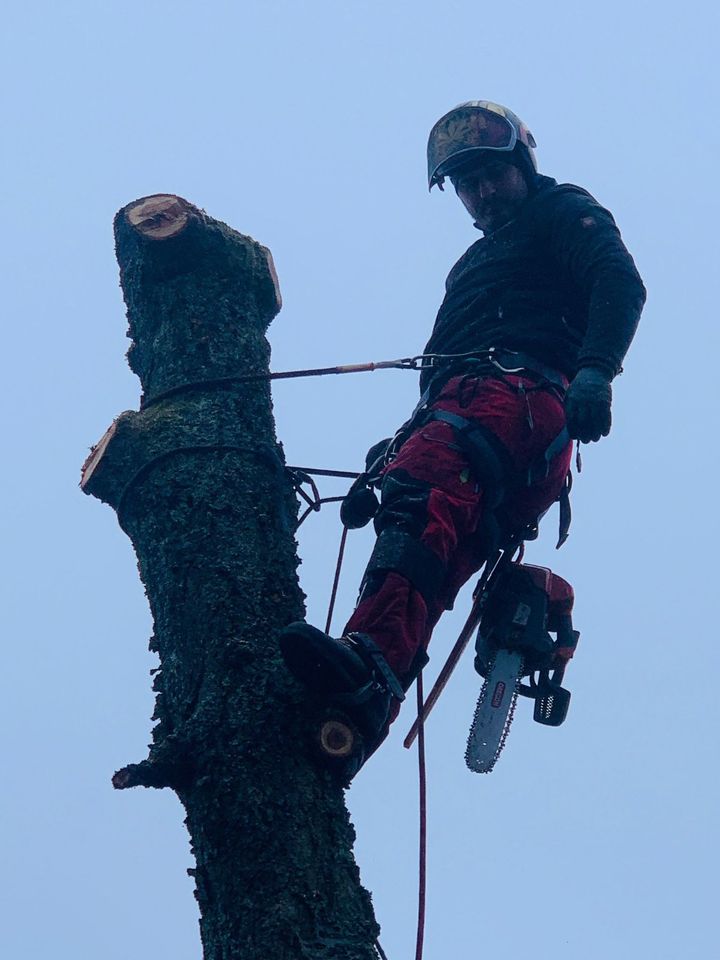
left=564, top=367, right=613, bottom=442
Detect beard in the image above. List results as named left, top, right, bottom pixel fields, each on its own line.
left=473, top=199, right=518, bottom=233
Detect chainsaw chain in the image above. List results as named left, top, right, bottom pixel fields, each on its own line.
left=464, top=653, right=523, bottom=773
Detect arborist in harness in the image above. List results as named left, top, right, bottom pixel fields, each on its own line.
left=280, top=101, right=646, bottom=780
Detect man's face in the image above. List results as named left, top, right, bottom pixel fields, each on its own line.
left=451, top=156, right=529, bottom=233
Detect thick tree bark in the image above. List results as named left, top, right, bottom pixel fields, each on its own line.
left=82, top=195, right=381, bottom=960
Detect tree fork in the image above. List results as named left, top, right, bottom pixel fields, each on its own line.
left=82, top=195, right=381, bottom=960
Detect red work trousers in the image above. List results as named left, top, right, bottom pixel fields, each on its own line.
left=343, top=373, right=572, bottom=681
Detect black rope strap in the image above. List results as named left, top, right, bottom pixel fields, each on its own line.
left=116, top=443, right=283, bottom=526
left=287, top=466, right=361, bottom=480
left=141, top=374, right=269, bottom=409
left=117, top=451, right=360, bottom=531
left=375, top=939, right=389, bottom=960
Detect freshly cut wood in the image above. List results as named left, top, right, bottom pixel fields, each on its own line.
left=80, top=420, right=117, bottom=490
left=126, top=194, right=190, bottom=239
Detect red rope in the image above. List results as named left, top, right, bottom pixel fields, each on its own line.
left=321, top=521, right=431, bottom=960
left=415, top=673, right=427, bottom=960
left=315, top=491, right=435, bottom=960
left=403, top=595, right=482, bottom=749
left=404, top=547, right=517, bottom=748
left=324, top=525, right=349, bottom=635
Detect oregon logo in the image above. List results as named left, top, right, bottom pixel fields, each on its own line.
left=491, top=682, right=506, bottom=708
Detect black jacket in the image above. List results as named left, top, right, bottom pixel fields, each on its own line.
left=421, top=175, right=646, bottom=391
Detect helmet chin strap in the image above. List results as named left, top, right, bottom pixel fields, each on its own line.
left=521, top=166, right=541, bottom=194
left=502, top=143, right=539, bottom=194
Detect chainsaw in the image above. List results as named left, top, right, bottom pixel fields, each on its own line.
left=465, top=561, right=580, bottom=772
left=404, top=555, right=580, bottom=771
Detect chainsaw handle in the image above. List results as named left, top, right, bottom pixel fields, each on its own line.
left=550, top=662, right=566, bottom=687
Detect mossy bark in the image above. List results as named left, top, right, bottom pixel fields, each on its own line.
left=82, top=195, right=380, bottom=960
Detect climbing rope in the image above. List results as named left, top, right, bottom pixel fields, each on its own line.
left=140, top=354, right=427, bottom=409
left=138, top=347, right=527, bottom=409
left=324, top=525, right=349, bottom=635
left=404, top=546, right=520, bottom=749
left=308, top=507, right=430, bottom=960
left=415, top=673, right=428, bottom=960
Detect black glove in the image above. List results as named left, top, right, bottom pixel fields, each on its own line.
left=340, top=437, right=392, bottom=529
left=340, top=481, right=379, bottom=529
left=564, top=367, right=613, bottom=443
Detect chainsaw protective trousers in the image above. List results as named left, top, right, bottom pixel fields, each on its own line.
left=343, top=373, right=572, bottom=687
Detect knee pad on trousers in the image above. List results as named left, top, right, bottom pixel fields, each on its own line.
left=360, top=527, right=446, bottom=609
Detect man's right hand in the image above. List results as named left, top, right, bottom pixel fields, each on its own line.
left=564, top=367, right=613, bottom=443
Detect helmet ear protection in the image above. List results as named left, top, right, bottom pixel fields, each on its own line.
left=427, top=101, right=537, bottom=192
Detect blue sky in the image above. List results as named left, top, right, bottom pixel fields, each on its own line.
left=3, top=2, right=718, bottom=958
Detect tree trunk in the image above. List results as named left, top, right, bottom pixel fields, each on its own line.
left=81, top=195, right=381, bottom=960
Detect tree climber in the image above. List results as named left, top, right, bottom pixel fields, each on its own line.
left=280, top=101, right=646, bottom=779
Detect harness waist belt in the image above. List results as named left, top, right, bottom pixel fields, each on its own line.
left=426, top=348, right=568, bottom=392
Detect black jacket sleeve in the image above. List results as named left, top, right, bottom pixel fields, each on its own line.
left=540, top=186, right=646, bottom=377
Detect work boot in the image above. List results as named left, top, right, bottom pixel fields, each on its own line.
left=279, top=622, right=405, bottom=782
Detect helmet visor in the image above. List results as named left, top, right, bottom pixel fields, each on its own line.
left=427, top=105, right=518, bottom=188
